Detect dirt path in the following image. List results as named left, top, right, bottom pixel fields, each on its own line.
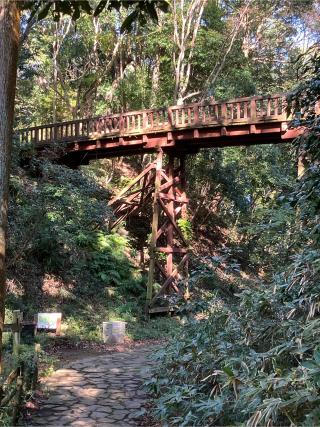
left=30, top=345, right=157, bottom=426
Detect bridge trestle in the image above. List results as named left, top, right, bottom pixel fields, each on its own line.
left=109, top=150, right=190, bottom=314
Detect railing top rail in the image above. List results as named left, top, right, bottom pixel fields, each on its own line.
left=16, top=93, right=288, bottom=135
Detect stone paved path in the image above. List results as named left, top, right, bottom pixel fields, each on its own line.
left=30, top=346, right=156, bottom=426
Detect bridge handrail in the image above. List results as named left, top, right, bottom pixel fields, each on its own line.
left=16, top=93, right=288, bottom=145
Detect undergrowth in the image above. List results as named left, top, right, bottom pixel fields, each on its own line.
left=147, top=48, right=320, bottom=426
left=6, top=148, right=181, bottom=348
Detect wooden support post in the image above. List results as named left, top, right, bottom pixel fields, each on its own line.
left=180, top=155, right=187, bottom=220
left=32, top=343, right=41, bottom=390
left=179, top=155, right=189, bottom=299
left=166, top=156, right=175, bottom=282
left=146, top=149, right=163, bottom=312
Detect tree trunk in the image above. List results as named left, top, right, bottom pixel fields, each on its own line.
left=150, top=53, right=160, bottom=107
left=0, top=0, right=20, bottom=371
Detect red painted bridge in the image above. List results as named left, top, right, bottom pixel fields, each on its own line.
left=16, top=94, right=298, bottom=167
left=16, top=93, right=301, bottom=312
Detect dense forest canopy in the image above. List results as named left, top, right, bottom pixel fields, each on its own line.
left=0, top=0, right=320, bottom=425
left=16, top=0, right=319, bottom=124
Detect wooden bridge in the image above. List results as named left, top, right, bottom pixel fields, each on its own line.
left=16, top=94, right=299, bottom=314
left=16, top=94, right=297, bottom=167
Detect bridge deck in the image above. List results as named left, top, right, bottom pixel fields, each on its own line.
left=16, top=94, right=298, bottom=166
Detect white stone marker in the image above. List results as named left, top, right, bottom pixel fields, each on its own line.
left=103, top=321, right=126, bottom=344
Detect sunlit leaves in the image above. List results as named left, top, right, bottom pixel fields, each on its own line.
left=20, top=0, right=170, bottom=32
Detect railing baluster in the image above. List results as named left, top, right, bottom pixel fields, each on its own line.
left=143, top=112, right=148, bottom=129
left=250, top=98, right=256, bottom=121
left=243, top=102, right=248, bottom=119
left=75, top=122, right=79, bottom=138
left=273, top=98, right=277, bottom=115
left=187, top=107, right=191, bottom=124
left=181, top=108, right=185, bottom=126
left=221, top=102, right=227, bottom=121
left=267, top=97, right=271, bottom=116
left=119, top=115, right=124, bottom=132
left=168, top=107, right=173, bottom=127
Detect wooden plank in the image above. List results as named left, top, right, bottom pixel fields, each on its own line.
left=115, top=184, right=150, bottom=202
left=110, top=181, right=154, bottom=229
left=4, top=368, right=19, bottom=386
left=155, top=247, right=187, bottom=253
left=108, top=162, right=155, bottom=206
left=158, top=193, right=189, bottom=203
left=3, top=324, right=19, bottom=333
left=159, top=176, right=180, bottom=192
left=156, top=206, right=183, bottom=240
left=155, top=260, right=168, bottom=279
left=146, top=150, right=163, bottom=310
left=158, top=198, right=187, bottom=245
left=151, top=254, right=189, bottom=303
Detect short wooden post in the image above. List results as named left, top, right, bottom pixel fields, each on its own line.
left=119, top=114, right=124, bottom=132
left=56, top=316, right=61, bottom=336
left=12, top=375, right=23, bottom=425
left=53, top=124, right=56, bottom=141
left=221, top=102, right=227, bottom=121
left=168, top=107, right=173, bottom=126
left=75, top=121, right=80, bottom=139
left=250, top=98, right=256, bottom=121
left=146, top=149, right=163, bottom=313
left=194, top=104, right=199, bottom=124
left=142, top=111, right=148, bottom=129
left=32, top=343, right=41, bottom=390
left=34, top=128, right=39, bottom=144
left=12, top=310, right=21, bottom=357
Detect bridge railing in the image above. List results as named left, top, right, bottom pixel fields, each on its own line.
left=16, top=94, right=287, bottom=145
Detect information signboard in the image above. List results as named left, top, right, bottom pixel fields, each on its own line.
left=37, top=313, right=62, bottom=334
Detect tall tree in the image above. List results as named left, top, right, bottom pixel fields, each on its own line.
left=173, top=0, right=207, bottom=105
left=0, top=0, right=168, bottom=370
left=0, top=0, right=20, bottom=371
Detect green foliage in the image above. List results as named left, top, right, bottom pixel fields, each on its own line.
left=177, top=218, right=193, bottom=242
left=11, top=4, right=320, bottom=426
left=148, top=46, right=320, bottom=426
left=0, top=344, right=39, bottom=425
left=7, top=148, right=151, bottom=344
left=128, top=317, right=182, bottom=341
left=148, top=282, right=320, bottom=425
left=21, top=1, right=169, bottom=32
